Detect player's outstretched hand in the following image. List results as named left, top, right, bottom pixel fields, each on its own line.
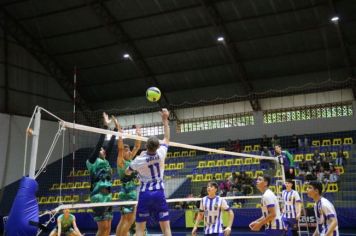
left=103, top=112, right=111, bottom=126
left=160, top=108, right=169, bottom=121
left=191, top=226, right=198, bottom=236
left=223, top=227, right=231, bottom=236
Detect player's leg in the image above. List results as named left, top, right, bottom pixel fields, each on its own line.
left=106, top=219, right=112, bottom=236
left=159, top=220, right=172, bottom=236
left=135, top=221, right=146, bottom=236
left=119, top=211, right=135, bottom=235
left=153, top=190, right=171, bottom=236
left=96, top=220, right=108, bottom=236
left=49, top=229, right=58, bottom=236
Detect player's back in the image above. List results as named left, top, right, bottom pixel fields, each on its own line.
left=130, top=144, right=168, bottom=192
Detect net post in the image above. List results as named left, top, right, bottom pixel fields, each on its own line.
left=277, top=155, right=286, bottom=183
left=29, top=107, right=41, bottom=179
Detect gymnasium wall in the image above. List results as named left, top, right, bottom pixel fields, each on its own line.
left=0, top=27, right=72, bottom=116
left=0, top=99, right=355, bottom=187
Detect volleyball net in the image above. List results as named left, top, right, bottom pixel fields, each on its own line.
left=22, top=106, right=288, bottom=217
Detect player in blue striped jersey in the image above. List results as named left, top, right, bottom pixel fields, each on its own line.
left=192, top=182, right=234, bottom=236
left=307, top=181, right=339, bottom=236
left=125, top=108, right=171, bottom=236
left=281, top=179, right=302, bottom=236
left=249, top=174, right=284, bottom=236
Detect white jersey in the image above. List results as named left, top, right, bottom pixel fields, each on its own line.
left=261, top=189, right=283, bottom=230
left=282, top=190, right=301, bottom=219
left=199, top=196, right=230, bottom=234
left=129, top=144, right=168, bottom=192
left=314, top=197, right=339, bottom=236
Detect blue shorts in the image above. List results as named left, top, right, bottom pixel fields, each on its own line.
left=265, top=229, right=285, bottom=236
left=282, top=217, right=297, bottom=229
left=136, top=189, right=169, bottom=222
left=205, top=233, right=224, bottom=236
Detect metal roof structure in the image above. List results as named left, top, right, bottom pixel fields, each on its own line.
left=1, top=0, right=355, bottom=112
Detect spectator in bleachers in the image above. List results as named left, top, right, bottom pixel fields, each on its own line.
left=260, top=135, right=271, bottom=150
left=233, top=139, right=241, bottom=152
left=226, top=139, right=234, bottom=151
left=335, top=150, right=347, bottom=166
left=299, top=157, right=313, bottom=179
left=312, top=149, right=322, bottom=167
left=316, top=166, right=327, bottom=183
left=298, top=135, right=309, bottom=151
left=271, top=135, right=281, bottom=149
left=329, top=166, right=340, bottom=183
left=274, top=145, right=295, bottom=179
left=240, top=172, right=253, bottom=195
left=219, top=176, right=231, bottom=196
left=321, top=151, right=332, bottom=171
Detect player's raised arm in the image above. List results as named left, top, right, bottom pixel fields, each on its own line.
left=160, top=108, right=170, bottom=145
left=130, top=125, right=142, bottom=158
left=112, top=116, right=124, bottom=169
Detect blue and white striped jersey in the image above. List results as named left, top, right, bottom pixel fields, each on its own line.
left=129, top=144, right=168, bottom=192
left=282, top=190, right=301, bottom=219
left=199, top=196, right=230, bottom=234
left=314, top=197, right=339, bottom=236
left=261, top=189, right=283, bottom=230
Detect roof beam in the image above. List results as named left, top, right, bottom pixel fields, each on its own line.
left=328, top=0, right=356, bottom=97
left=198, top=0, right=260, bottom=110
left=0, top=7, right=92, bottom=113
left=86, top=0, right=179, bottom=120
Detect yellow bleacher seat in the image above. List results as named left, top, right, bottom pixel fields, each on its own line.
left=173, top=152, right=181, bottom=157
left=56, top=196, right=64, bottom=203
left=294, top=154, right=304, bottom=162
left=275, top=169, right=282, bottom=178
left=181, top=151, right=188, bottom=157
left=113, top=179, right=121, bottom=186
left=306, top=202, right=314, bottom=208
left=243, top=145, right=252, bottom=152
left=302, top=184, right=308, bottom=193
left=253, top=144, right=261, bottom=152
left=82, top=182, right=90, bottom=188
left=198, top=161, right=206, bottom=168
left=252, top=158, right=260, bottom=164
left=84, top=194, right=90, bottom=202
left=215, top=173, right=223, bottom=180
left=335, top=166, right=344, bottom=174
left=226, top=159, right=233, bottom=166
left=343, top=137, right=353, bottom=145
left=51, top=183, right=59, bottom=190
left=64, top=195, right=72, bottom=203
left=134, top=178, right=140, bottom=185
left=59, top=183, right=67, bottom=189
left=176, top=163, right=184, bottom=169
left=256, top=203, right=261, bottom=208
left=169, top=163, right=176, bottom=170
left=269, top=186, right=276, bottom=193
left=167, top=152, right=172, bottom=158
left=332, top=138, right=342, bottom=146
left=189, top=150, right=196, bottom=156
left=39, top=197, right=48, bottom=204
left=343, top=151, right=349, bottom=159
left=254, top=170, right=264, bottom=178
left=195, top=174, right=204, bottom=182
left=207, top=161, right=215, bottom=167
left=204, top=174, right=213, bottom=181
left=234, top=159, right=243, bottom=165
left=112, top=193, right=119, bottom=200
left=164, top=164, right=169, bottom=170
left=312, top=140, right=320, bottom=146
left=83, top=170, right=89, bottom=176
left=305, top=153, right=313, bottom=161
left=320, top=153, right=325, bottom=157
left=326, top=183, right=339, bottom=192
left=75, top=182, right=83, bottom=189
left=244, top=158, right=252, bottom=165
left=68, top=170, right=75, bottom=177
left=276, top=185, right=282, bottom=194
left=232, top=202, right=242, bottom=208
left=224, top=172, right=232, bottom=179
left=186, top=174, right=193, bottom=179
left=245, top=171, right=253, bottom=178
left=330, top=152, right=337, bottom=159
left=216, top=160, right=225, bottom=166
left=47, top=196, right=56, bottom=203
left=77, top=170, right=85, bottom=176
left=322, top=139, right=331, bottom=146
left=72, top=195, right=80, bottom=203
left=67, top=182, right=74, bottom=189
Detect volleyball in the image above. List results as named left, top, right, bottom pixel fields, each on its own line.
left=146, top=87, right=161, bottom=102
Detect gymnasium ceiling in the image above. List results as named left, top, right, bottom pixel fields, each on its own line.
left=1, top=0, right=356, bottom=112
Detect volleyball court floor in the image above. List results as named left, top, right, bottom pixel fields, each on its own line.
left=82, top=229, right=356, bottom=236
